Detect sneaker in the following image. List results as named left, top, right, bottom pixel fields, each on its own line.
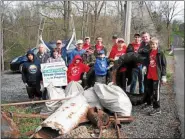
left=149, top=108, right=161, bottom=116
left=140, top=103, right=152, bottom=110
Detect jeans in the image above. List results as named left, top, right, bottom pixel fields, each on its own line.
left=130, top=66, right=144, bottom=94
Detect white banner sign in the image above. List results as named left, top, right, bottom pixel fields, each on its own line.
left=41, top=62, right=67, bottom=87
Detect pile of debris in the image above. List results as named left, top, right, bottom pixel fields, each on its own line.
left=2, top=82, right=135, bottom=138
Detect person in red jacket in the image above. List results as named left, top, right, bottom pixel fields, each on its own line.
left=67, top=55, right=90, bottom=83
left=111, top=34, right=118, bottom=50
left=83, top=37, right=91, bottom=50
left=109, top=38, right=127, bottom=61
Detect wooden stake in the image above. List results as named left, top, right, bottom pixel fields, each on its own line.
left=1, top=97, right=72, bottom=107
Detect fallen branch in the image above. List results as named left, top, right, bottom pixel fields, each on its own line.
left=1, top=97, right=72, bottom=107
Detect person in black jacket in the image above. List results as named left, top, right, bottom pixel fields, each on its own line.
left=137, top=32, right=151, bottom=106
left=22, top=50, right=42, bottom=100
left=145, top=37, right=167, bottom=115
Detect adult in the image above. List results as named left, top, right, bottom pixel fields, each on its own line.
left=83, top=37, right=91, bottom=50
left=137, top=32, right=151, bottom=107
left=22, top=50, right=42, bottom=101
left=36, top=44, right=50, bottom=64
left=93, top=37, right=107, bottom=57
left=46, top=48, right=65, bottom=64
left=109, top=38, right=128, bottom=92
left=127, top=33, right=144, bottom=94
left=69, top=40, right=86, bottom=64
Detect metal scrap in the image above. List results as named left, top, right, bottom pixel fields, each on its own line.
left=1, top=112, right=20, bottom=138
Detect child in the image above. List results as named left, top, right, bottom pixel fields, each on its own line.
left=22, top=50, right=42, bottom=101
left=146, top=37, right=167, bottom=116
left=67, top=55, right=90, bottom=83
left=94, top=50, right=112, bottom=84
left=128, top=33, right=144, bottom=94
left=93, top=37, right=107, bottom=57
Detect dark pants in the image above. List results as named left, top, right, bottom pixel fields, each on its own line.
left=26, top=82, right=42, bottom=99
left=116, top=71, right=126, bottom=92
left=95, top=75, right=106, bottom=84
left=130, top=67, right=144, bottom=94
left=145, top=79, right=160, bottom=108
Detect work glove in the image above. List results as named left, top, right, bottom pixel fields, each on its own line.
left=107, top=64, right=114, bottom=70
left=24, top=83, right=28, bottom=87
left=142, top=66, right=147, bottom=75
left=161, top=76, right=167, bottom=84
left=77, top=80, right=82, bottom=84
left=83, top=72, right=87, bottom=79
left=63, top=66, right=68, bottom=71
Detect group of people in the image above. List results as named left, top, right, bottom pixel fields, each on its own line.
left=21, top=31, right=167, bottom=116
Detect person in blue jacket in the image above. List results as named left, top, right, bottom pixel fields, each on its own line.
left=22, top=50, right=42, bottom=101
left=94, top=50, right=113, bottom=84
left=68, top=40, right=86, bottom=64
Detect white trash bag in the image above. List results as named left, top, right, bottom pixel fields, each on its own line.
left=40, top=83, right=65, bottom=115
left=65, top=81, right=84, bottom=97
left=83, top=87, right=103, bottom=109
left=94, top=83, right=132, bottom=116
left=40, top=94, right=89, bottom=135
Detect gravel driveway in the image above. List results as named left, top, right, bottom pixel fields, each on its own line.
left=1, top=57, right=181, bottom=138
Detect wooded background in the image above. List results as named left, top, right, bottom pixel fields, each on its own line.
left=0, top=1, right=184, bottom=70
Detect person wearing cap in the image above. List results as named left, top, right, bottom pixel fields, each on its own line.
left=67, top=55, right=90, bottom=83
left=22, top=50, right=42, bottom=101
left=83, top=37, right=91, bottom=50
left=109, top=38, right=127, bottom=61
left=68, top=40, right=86, bottom=64
left=93, top=37, right=107, bottom=57
left=127, top=33, right=144, bottom=94
left=94, top=50, right=112, bottom=84
left=108, top=38, right=128, bottom=92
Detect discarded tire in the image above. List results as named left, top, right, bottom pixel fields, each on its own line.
left=126, top=93, right=145, bottom=106
left=55, top=126, right=91, bottom=138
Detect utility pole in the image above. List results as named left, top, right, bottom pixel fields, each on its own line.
left=124, top=1, right=132, bottom=45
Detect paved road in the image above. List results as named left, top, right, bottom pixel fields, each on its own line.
left=174, top=49, right=184, bottom=139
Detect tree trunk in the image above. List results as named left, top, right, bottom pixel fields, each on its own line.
left=64, top=1, right=68, bottom=39
left=81, top=1, right=85, bottom=38
left=0, top=1, right=4, bottom=71
left=67, top=1, right=71, bottom=39
left=167, top=25, right=171, bottom=49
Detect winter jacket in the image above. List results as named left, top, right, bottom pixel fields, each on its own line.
left=94, top=57, right=108, bottom=76
left=146, top=48, right=167, bottom=80
left=36, top=52, right=50, bottom=64
left=137, top=41, right=150, bottom=66
left=22, top=50, right=42, bottom=84
left=81, top=47, right=96, bottom=66
left=69, top=48, right=86, bottom=64
left=92, top=44, right=107, bottom=57
left=46, top=56, right=65, bottom=65
left=67, top=55, right=90, bottom=83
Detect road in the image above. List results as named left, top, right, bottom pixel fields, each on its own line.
left=174, top=43, right=184, bottom=138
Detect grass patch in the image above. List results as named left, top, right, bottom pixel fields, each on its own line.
left=166, top=72, right=173, bottom=82
left=2, top=105, right=43, bottom=138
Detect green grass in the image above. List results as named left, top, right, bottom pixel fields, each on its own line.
left=2, top=105, right=43, bottom=138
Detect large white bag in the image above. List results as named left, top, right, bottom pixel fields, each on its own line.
left=94, top=83, right=132, bottom=116
left=40, top=94, right=89, bottom=134
left=83, top=87, right=103, bottom=109
left=65, top=81, right=84, bottom=97
left=40, top=83, right=65, bottom=115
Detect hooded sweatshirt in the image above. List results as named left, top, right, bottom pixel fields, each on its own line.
left=67, top=55, right=90, bottom=83
left=22, top=50, right=42, bottom=84
left=94, top=57, right=108, bottom=76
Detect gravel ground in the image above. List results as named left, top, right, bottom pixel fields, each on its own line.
left=1, top=57, right=181, bottom=138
